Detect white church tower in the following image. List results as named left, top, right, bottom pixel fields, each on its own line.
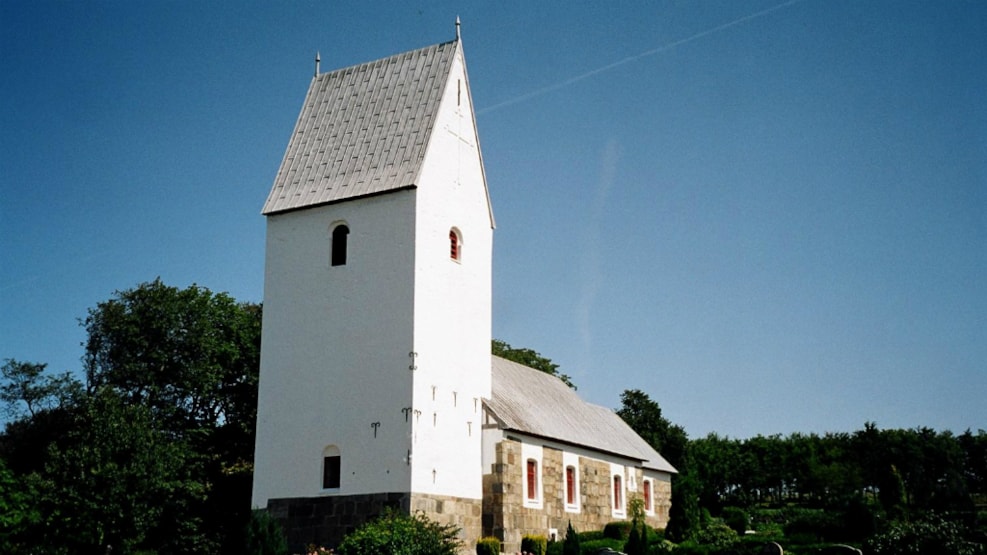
left=252, top=25, right=494, bottom=549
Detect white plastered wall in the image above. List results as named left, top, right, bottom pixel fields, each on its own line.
left=408, top=44, right=493, bottom=500
left=252, top=192, right=417, bottom=507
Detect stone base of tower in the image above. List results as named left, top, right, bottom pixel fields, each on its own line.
left=266, top=492, right=483, bottom=553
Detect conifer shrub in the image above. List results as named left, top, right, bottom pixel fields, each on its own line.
left=624, top=520, right=644, bottom=555
left=476, top=536, right=500, bottom=555
left=243, top=510, right=288, bottom=555
left=521, top=534, right=548, bottom=555
left=563, top=521, right=581, bottom=555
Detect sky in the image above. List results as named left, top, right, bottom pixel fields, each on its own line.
left=2, top=0, right=984, bottom=440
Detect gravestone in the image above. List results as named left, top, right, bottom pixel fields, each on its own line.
left=760, top=542, right=783, bottom=555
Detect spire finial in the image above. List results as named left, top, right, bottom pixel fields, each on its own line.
left=314, top=51, right=321, bottom=77
left=455, top=16, right=461, bottom=40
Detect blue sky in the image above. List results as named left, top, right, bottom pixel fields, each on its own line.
left=2, top=0, right=984, bottom=439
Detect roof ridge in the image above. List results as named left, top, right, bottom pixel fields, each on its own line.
left=319, top=38, right=459, bottom=79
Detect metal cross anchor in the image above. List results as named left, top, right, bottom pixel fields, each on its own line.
left=371, top=422, right=381, bottom=438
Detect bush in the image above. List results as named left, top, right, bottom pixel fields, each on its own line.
left=578, top=530, right=605, bottom=542
left=580, top=538, right=624, bottom=555
left=720, top=507, right=748, bottom=535
left=604, top=521, right=634, bottom=540
left=336, top=508, right=461, bottom=555
left=866, top=514, right=983, bottom=555
left=476, top=536, right=500, bottom=555
left=243, top=510, right=288, bottom=555
left=521, top=534, right=547, bottom=555
left=782, top=509, right=841, bottom=543
left=693, top=520, right=738, bottom=551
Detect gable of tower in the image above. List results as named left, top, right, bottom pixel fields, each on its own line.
left=262, top=38, right=492, bottom=226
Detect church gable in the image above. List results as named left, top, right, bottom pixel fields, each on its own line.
left=262, top=40, right=458, bottom=215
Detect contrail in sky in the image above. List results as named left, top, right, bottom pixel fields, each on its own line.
left=476, top=0, right=804, bottom=115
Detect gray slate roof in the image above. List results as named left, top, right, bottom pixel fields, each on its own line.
left=487, top=356, right=677, bottom=474
left=262, top=40, right=459, bottom=215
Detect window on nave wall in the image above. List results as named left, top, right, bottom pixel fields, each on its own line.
left=526, top=459, right=538, bottom=500
left=565, top=465, right=576, bottom=506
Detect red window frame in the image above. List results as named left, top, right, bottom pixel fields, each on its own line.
left=526, top=459, right=538, bottom=500
left=643, top=479, right=652, bottom=512
left=613, top=475, right=622, bottom=510
left=566, top=466, right=576, bottom=505
left=449, top=230, right=460, bottom=260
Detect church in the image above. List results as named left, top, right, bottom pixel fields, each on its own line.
left=251, top=23, right=676, bottom=553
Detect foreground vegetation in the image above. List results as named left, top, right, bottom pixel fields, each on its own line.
left=1, top=279, right=984, bottom=553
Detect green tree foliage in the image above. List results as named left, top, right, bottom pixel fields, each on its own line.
left=0, top=359, right=81, bottom=419
left=81, top=279, right=262, bottom=553
left=336, top=508, right=461, bottom=555
left=616, top=389, right=687, bottom=469
left=83, top=278, right=261, bottom=434
left=37, top=389, right=208, bottom=553
left=0, top=279, right=263, bottom=553
left=616, top=389, right=699, bottom=543
left=0, top=457, right=39, bottom=553
left=492, top=339, right=575, bottom=389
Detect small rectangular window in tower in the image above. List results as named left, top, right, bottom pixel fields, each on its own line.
left=323, top=455, right=341, bottom=489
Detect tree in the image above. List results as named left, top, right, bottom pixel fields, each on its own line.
left=0, top=457, right=39, bottom=553
left=83, top=278, right=261, bottom=436
left=80, top=279, right=262, bottom=553
left=616, top=389, right=688, bottom=469
left=37, top=389, right=208, bottom=553
left=0, top=359, right=81, bottom=419
left=492, top=339, right=575, bottom=389
left=615, top=390, right=698, bottom=542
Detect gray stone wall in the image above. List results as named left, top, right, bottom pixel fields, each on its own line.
left=267, top=492, right=409, bottom=552
left=483, top=439, right=672, bottom=553
left=268, top=492, right=483, bottom=554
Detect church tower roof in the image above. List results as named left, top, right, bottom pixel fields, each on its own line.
left=262, top=38, right=461, bottom=215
